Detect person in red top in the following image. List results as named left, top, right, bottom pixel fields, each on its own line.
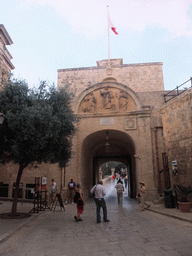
left=74, top=183, right=84, bottom=221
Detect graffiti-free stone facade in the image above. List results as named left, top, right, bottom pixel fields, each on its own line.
left=0, top=25, right=14, bottom=86
left=1, top=32, right=191, bottom=201
left=161, top=89, right=192, bottom=186
left=58, top=59, right=164, bottom=95
left=57, top=59, right=166, bottom=200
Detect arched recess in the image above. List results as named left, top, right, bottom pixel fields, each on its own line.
left=102, top=77, right=117, bottom=82
left=73, top=81, right=142, bottom=113
left=81, top=129, right=136, bottom=198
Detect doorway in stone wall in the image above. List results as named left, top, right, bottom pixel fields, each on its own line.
left=81, top=129, right=136, bottom=198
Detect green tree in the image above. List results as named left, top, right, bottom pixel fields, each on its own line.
left=0, top=79, right=77, bottom=216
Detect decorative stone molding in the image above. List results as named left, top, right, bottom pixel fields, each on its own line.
left=78, top=86, right=137, bottom=114
left=106, top=68, right=112, bottom=76
left=125, top=117, right=136, bottom=130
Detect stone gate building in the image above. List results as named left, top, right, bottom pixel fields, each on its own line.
left=57, top=59, right=167, bottom=200
left=1, top=24, right=191, bottom=201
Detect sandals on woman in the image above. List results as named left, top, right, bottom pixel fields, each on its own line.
left=74, top=216, right=83, bottom=221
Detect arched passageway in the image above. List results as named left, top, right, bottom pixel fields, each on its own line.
left=81, top=129, right=136, bottom=198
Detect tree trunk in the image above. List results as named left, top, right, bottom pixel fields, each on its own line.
left=11, top=163, right=28, bottom=216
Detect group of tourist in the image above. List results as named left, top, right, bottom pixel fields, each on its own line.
left=49, top=176, right=149, bottom=223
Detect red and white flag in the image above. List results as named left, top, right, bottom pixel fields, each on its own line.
left=108, top=14, right=118, bottom=35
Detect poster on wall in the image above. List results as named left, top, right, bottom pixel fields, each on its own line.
left=41, top=177, right=47, bottom=191
left=172, top=160, right=178, bottom=175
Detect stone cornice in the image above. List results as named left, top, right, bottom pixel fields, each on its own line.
left=77, top=108, right=152, bottom=119
left=58, top=61, right=163, bottom=73
left=0, top=50, right=15, bottom=69
left=0, top=25, right=13, bottom=45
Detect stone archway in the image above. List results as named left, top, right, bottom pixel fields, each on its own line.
left=65, top=80, right=157, bottom=200
left=81, top=129, right=136, bottom=198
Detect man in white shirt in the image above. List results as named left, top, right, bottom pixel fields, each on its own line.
left=90, top=181, right=110, bottom=223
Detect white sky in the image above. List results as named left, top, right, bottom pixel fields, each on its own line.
left=1, top=0, right=192, bottom=90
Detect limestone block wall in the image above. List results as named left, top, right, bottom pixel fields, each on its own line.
left=137, top=91, right=165, bottom=110
left=0, top=162, right=64, bottom=201
left=161, top=89, right=192, bottom=186
left=138, top=91, right=167, bottom=194
left=136, top=115, right=155, bottom=194
left=58, top=59, right=164, bottom=97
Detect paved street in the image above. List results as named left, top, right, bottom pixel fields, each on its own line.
left=0, top=182, right=192, bottom=256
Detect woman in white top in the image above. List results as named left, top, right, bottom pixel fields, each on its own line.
left=50, top=179, right=56, bottom=203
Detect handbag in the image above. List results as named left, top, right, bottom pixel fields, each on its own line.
left=74, top=191, right=80, bottom=203
left=78, top=199, right=84, bottom=206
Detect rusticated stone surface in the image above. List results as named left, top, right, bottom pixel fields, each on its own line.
left=161, top=89, right=192, bottom=185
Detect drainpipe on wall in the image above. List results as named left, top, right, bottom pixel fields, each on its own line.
left=154, top=126, right=163, bottom=194
left=60, top=167, right=63, bottom=192
left=62, top=166, right=65, bottom=189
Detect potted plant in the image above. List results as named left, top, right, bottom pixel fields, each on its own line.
left=174, top=185, right=192, bottom=212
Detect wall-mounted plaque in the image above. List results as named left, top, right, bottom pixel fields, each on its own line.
left=100, top=117, right=114, bottom=125
left=125, top=117, right=136, bottom=130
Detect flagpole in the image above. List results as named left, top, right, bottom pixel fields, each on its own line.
left=107, top=5, right=111, bottom=67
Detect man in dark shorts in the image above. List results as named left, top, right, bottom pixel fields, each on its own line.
left=65, top=178, right=76, bottom=204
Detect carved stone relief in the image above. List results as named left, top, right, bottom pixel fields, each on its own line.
left=82, top=92, right=97, bottom=113
left=125, top=117, right=136, bottom=130
left=79, top=87, right=137, bottom=114
left=138, top=117, right=150, bottom=139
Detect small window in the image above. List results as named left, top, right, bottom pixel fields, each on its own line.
left=25, top=184, right=35, bottom=199
left=0, top=183, right=9, bottom=197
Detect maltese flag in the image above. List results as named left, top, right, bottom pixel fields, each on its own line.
left=108, top=14, right=118, bottom=35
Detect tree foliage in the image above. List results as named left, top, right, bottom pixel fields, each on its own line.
left=0, top=78, right=77, bottom=215
left=0, top=79, right=77, bottom=167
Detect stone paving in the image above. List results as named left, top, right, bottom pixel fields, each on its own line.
left=0, top=183, right=192, bottom=256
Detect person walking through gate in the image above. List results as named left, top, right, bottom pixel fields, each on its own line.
left=74, top=183, right=84, bottom=221
left=136, top=181, right=150, bottom=211
left=124, top=175, right=128, bottom=188
left=115, top=179, right=124, bottom=205
left=90, top=181, right=110, bottom=223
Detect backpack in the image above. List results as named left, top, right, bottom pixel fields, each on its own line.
left=74, top=191, right=80, bottom=203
